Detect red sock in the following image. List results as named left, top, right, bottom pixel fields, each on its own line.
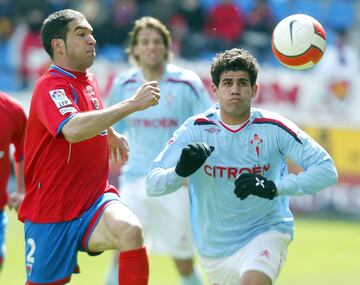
left=118, top=246, right=149, bottom=285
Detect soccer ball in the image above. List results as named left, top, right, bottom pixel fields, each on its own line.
left=271, top=14, right=326, bottom=70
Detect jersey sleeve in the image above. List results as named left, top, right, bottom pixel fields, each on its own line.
left=146, top=118, right=197, bottom=196
left=275, top=119, right=338, bottom=196
left=34, top=77, right=80, bottom=137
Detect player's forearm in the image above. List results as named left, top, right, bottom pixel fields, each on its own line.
left=146, top=167, right=184, bottom=196
left=14, top=160, right=25, bottom=194
left=62, top=98, right=143, bottom=143
left=276, top=158, right=338, bottom=196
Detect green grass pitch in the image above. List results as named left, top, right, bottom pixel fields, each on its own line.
left=2, top=210, right=359, bottom=284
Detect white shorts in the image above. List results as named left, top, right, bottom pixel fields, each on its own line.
left=200, top=231, right=291, bottom=285
left=120, top=176, right=194, bottom=259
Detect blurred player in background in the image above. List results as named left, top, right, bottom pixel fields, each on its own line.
left=146, top=48, right=338, bottom=285
left=17, top=9, right=161, bottom=285
left=106, top=16, right=212, bottom=285
left=0, top=92, right=27, bottom=273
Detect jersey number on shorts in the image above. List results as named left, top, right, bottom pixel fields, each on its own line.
left=26, top=238, right=36, bottom=263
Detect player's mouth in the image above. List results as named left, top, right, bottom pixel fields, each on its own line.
left=87, top=49, right=96, bottom=55
left=229, top=97, right=243, bottom=103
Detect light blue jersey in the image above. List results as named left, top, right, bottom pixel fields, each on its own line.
left=108, top=64, right=212, bottom=182
left=146, top=105, right=338, bottom=258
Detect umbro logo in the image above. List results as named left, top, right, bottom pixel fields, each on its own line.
left=204, top=127, right=221, bottom=133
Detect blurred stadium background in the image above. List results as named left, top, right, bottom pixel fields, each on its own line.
left=1, top=0, right=360, bottom=284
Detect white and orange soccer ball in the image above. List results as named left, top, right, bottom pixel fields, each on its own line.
left=271, top=14, right=326, bottom=70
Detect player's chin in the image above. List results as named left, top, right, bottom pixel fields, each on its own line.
left=86, top=50, right=96, bottom=59
left=85, top=55, right=96, bottom=66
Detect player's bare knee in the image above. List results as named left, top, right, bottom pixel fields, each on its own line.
left=240, top=270, right=272, bottom=285
left=118, top=222, right=144, bottom=251
left=174, top=258, right=194, bottom=276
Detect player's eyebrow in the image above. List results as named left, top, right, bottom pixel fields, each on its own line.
left=74, top=25, right=93, bottom=33
left=222, top=77, right=249, bottom=83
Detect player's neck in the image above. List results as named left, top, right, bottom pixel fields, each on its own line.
left=219, top=109, right=250, bottom=125
left=52, top=56, right=90, bottom=73
left=141, top=64, right=164, bottom=81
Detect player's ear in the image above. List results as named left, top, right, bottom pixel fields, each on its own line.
left=52, top=39, right=64, bottom=54
left=211, top=82, right=219, bottom=100
left=251, top=83, right=258, bottom=99
left=133, top=45, right=140, bottom=58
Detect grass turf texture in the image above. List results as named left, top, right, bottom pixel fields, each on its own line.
left=2, top=210, right=359, bottom=285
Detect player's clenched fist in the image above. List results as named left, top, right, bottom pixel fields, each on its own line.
left=133, top=81, right=160, bottom=110
left=175, top=142, right=215, bottom=177
left=234, top=173, right=278, bottom=200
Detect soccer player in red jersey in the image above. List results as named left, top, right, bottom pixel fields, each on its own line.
left=0, top=91, right=27, bottom=271
left=17, top=9, right=160, bottom=285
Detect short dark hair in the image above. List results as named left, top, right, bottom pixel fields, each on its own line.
left=41, top=9, right=85, bottom=59
left=127, top=16, right=172, bottom=65
left=210, top=48, right=259, bottom=87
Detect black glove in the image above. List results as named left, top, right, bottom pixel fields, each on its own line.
left=175, top=143, right=215, bottom=177
left=234, top=173, right=278, bottom=200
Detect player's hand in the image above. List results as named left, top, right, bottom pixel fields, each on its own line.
left=8, top=191, right=25, bottom=211
left=108, top=128, right=129, bottom=165
left=234, top=173, right=278, bottom=200
left=175, top=143, right=215, bottom=177
left=133, top=81, right=160, bottom=111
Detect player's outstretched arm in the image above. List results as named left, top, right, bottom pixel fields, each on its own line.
left=62, top=81, right=160, bottom=143
left=146, top=142, right=214, bottom=197
left=175, top=143, right=215, bottom=177
left=234, top=173, right=278, bottom=200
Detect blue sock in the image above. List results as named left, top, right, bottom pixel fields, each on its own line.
left=180, top=268, right=204, bottom=285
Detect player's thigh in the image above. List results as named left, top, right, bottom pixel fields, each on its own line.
left=240, top=231, right=291, bottom=284
left=146, top=186, right=194, bottom=257
left=88, top=201, right=144, bottom=252
left=200, top=231, right=290, bottom=285
left=24, top=221, right=79, bottom=284
left=120, top=177, right=150, bottom=225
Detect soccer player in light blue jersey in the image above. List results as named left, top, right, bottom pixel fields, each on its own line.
left=105, top=17, right=212, bottom=285
left=146, top=48, right=338, bottom=285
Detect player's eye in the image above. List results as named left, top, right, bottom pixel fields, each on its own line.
left=139, top=39, right=149, bottom=45
left=153, top=39, right=163, bottom=45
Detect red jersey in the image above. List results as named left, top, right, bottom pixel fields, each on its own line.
left=18, top=65, right=114, bottom=223
left=0, top=92, right=27, bottom=210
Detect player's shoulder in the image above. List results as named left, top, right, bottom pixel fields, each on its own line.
left=113, top=68, right=140, bottom=87
left=251, top=108, right=300, bottom=132
left=251, top=108, right=284, bottom=120
left=35, top=69, right=69, bottom=90
left=183, top=106, right=218, bottom=126
left=166, top=63, right=202, bottom=82
left=32, top=70, right=76, bottom=104
left=0, top=92, right=24, bottom=110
